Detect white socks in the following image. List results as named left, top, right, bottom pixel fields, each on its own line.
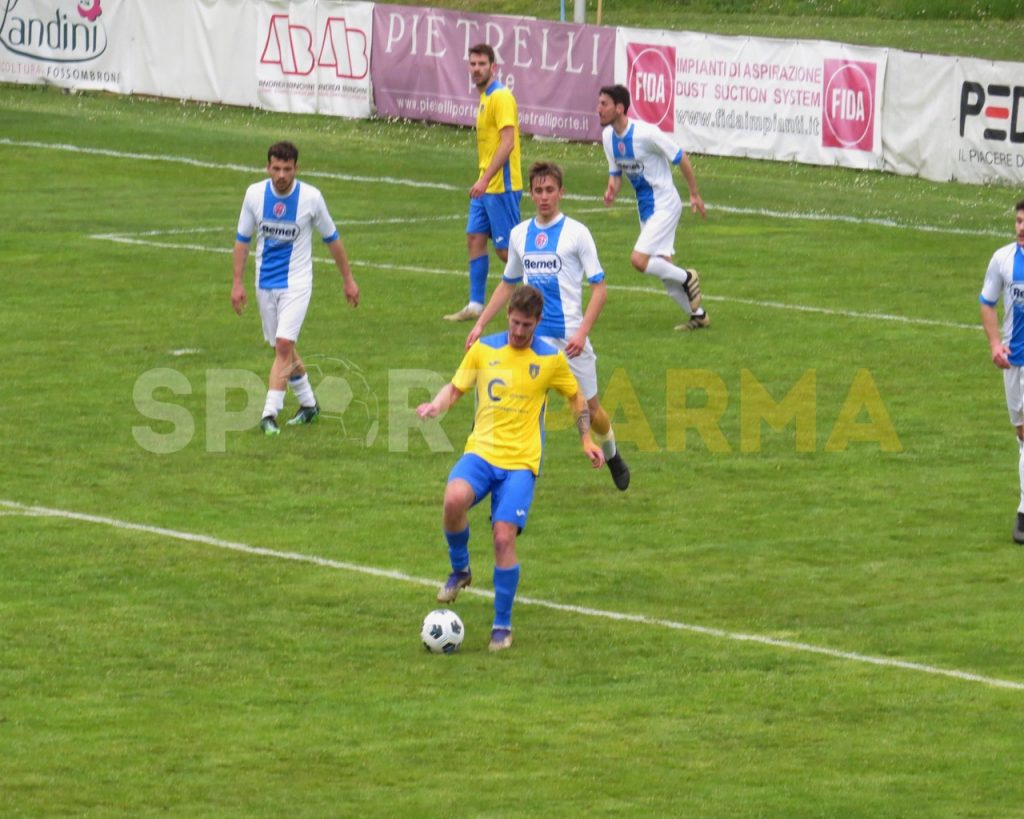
left=262, top=389, right=285, bottom=420
left=593, top=427, right=618, bottom=461
left=289, top=373, right=316, bottom=407
left=644, top=257, right=701, bottom=317
left=644, top=256, right=691, bottom=285
left=662, top=280, right=694, bottom=314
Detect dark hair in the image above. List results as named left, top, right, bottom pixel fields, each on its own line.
left=509, top=285, right=544, bottom=319
left=1017, top=198, right=1024, bottom=213
left=268, top=141, right=299, bottom=163
left=468, top=43, right=496, bottom=63
left=599, top=84, right=630, bottom=113
left=528, top=161, right=563, bottom=190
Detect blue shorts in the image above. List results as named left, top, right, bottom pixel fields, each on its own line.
left=466, top=191, right=522, bottom=249
left=448, top=452, right=536, bottom=531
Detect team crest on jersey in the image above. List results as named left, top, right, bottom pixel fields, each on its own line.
left=529, top=364, right=540, bottom=379
left=273, top=202, right=287, bottom=218
left=616, top=140, right=627, bottom=156
left=535, top=231, right=549, bottom=249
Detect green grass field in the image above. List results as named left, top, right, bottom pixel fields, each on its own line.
left=3, top=11, right=1024, bottom=812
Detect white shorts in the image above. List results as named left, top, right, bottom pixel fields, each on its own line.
left=541, top=335, right=598, bottom=400
left=257, top=286, right=312, bottom=346
left=635, top=202, right=682, bottom=258
left=1004, top=365, right=1024, bottom=426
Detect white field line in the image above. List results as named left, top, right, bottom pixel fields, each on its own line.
left=2, top=498, right=1021, bottom=692
left=4, top=137, right=1008, bottom=236
left=0, top=137, right=459, bottom=191
left=89, top=229, right=980, bottom=332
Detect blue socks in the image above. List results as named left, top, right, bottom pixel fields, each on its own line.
left=444, top=527, right=521, bottom=629
left=445, top=526, right=470, bottom=573
left=493, top=564, right=521, bottom=629
left=469, top=255, right=489, bottom=306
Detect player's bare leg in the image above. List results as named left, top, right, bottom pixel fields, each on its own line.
left=590, top=399, right=629, bottom=490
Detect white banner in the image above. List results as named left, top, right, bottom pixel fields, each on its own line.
left=129, top=0, right=258, bottom=106
left=0, top=0, right=129, bottom=92
left=255, top=0, right=373, bottom=118
left=0, top=0, right=373, bottom=118
left=880, top=51, right=955, bottom=183
left=615, top=28, right=888, bottom=170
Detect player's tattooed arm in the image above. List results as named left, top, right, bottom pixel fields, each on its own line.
left=575, top=407, right=591, bottom=439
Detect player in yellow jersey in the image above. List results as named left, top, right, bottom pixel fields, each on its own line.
left=444, top=43, right=523, bottom=322
left=418, top=286, right=604, bottom=651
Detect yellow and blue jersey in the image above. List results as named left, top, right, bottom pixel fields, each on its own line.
left=476, top=80, right=522, bottom=194
left=452, top=331, right=579, bottom=474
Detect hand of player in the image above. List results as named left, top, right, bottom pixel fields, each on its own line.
left=583, top=440, right=605, bottom=469
left=603, top=187, right=616, bottom=207
left=564, top=331, right=586, bottom=359
left=343, top=279, right=360, bottom=307
left=416, top=402, right=439, bottom=420
left=465, top=323, right=483, bottom=351
left=231, top=284, right=247, bottom=315
left=690, top=193, right=707, bottom=219
left=469, top=179, right=487, bottom=199
left=992, top=344, right=1011, bottom=369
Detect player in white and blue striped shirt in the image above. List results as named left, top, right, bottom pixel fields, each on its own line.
left=979, top=198, right=1024, bottom=542
left=467, top=162, right=630, bottom=491
left=598, top=84, right=711, bottom=332
left=232, top=141, right=359, bottom=435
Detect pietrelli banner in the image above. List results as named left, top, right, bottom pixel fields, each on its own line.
left=371, top=4, right=615, bottom=142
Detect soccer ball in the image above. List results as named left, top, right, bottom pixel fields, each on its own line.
left=421, top=609, right=465, bottom=654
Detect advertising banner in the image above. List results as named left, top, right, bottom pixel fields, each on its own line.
left=371, top=4, right=615, bottom=142
left=881, top=51, right=1024, bottom=186
left=3, top=1, right=1021, bottom=187
left=255, top=0, right=373, bottom=118
left=950, top=55, right=1024, bottom=185
left=0, top=0, right=128, bottom=92
left=615, top=28, right=888, bottom=170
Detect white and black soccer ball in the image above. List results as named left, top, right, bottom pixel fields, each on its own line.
left=421, top=609, right=464, bottom=654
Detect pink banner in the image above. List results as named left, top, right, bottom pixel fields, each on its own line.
left=371, top=4, right=614, bottom=142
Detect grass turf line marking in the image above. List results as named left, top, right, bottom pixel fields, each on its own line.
left=3, top=498, right=1021, bottom=692
left=88, top=229, right=980, bottom=332
left=6, top=137, right=1007, bottom=239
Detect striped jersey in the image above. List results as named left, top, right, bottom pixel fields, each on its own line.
left=236, top=179, right=339, bottom=290
left=602, top=118, right=684, bottom=223
left=476, top=80, right=522, bottom=194
left=980, top=241, right=1024, bottom=365
left=502, top=214, right=605, bottom=340
left=452, top=331, right=579, bottom=474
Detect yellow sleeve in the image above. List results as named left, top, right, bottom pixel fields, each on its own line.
left=550, top=352, right=580, bottom=400
left=451, top=343, right=480, bottom=394
left=490, top=89, right=518, bottom=131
